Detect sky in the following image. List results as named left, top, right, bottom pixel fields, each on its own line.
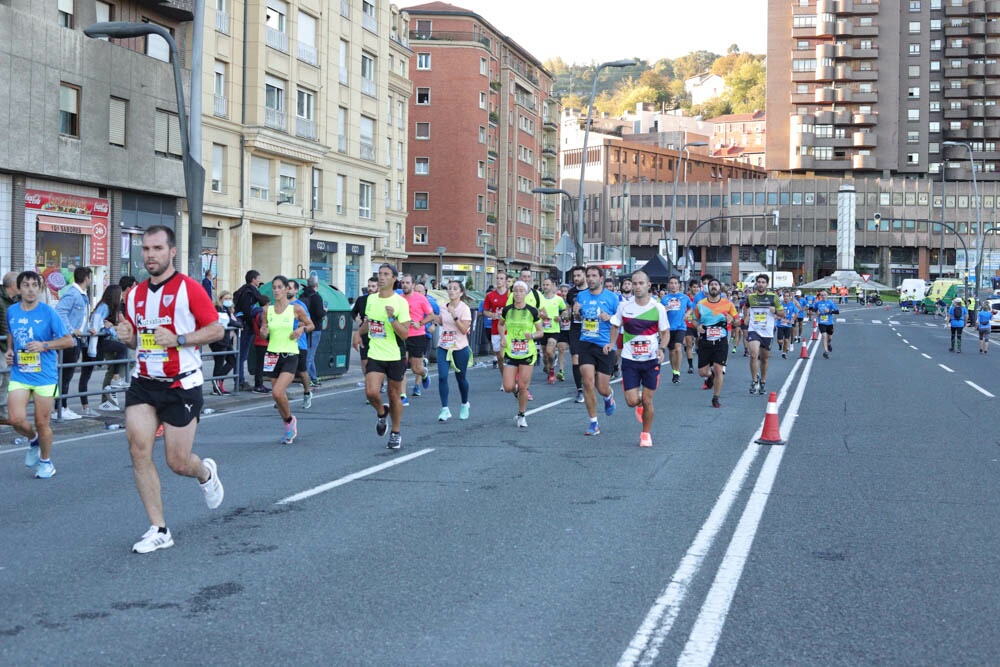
left=403, top=0, right=768, bottom=65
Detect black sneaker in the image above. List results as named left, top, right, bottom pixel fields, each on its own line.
left=822, top=351, right=829, bottom=359
left=376, top=403, right=389, bottom=436
left=672, top=373, right=680, bottom=384
left=253, top=386, right=271, bottom=394
left=758, top=382, right=766, bottom=396
left=712, top=396, right=721, bottom=408
left=387, top=432, right=402, bottom=450
left=750, top=379, right=759, bottom=395
left=687, top=366, right=694, bottom=374
left=781, top=352, right=787, bottom=359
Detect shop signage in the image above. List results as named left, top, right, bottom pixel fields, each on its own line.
left=25, top=189, right=110, bottom=266
left=346, top=243, right=365, bottom=256
left=310, top=240, right=338, bottom=253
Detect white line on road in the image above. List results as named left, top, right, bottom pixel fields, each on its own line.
left=910, top=345, right=918, bottom=350
left=277, top=448, right=436, bottom=504
left=926, top=322, right=938, bottom=327
left=525, top=397, right=574, bottom=416
left=922, top=353, right=932, bottom=359
left=889, top=320, right=901, bottom=325
left=896, top=332, right=902, bottom=337
left=902, top=339, right=909, bottom=344
left=965, top=381, right=996, bottom=398
left=871, top=319, right=882, bottom=324
left=836, top=318, right=846, bottom=323
left=939, top=364, right=954, bottom=373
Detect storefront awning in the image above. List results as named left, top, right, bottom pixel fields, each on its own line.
left=36, top=215, right=92, bottom=234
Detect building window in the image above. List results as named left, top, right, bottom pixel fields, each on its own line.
left=416, top=87, right=430, bottom=105
left=814, top=147, right=833, bottom=160
left=907, top=153, right=920, bottom=165
left=908, top=109, right=920, bottom=121
left=415, top=122, right=430, bottom=139
left=362, top=0, right=377, bottom=32
left=216, top=0, right=229, bottom=33
left=415, top=157, right=429, bottom=175
left=109, top=97, right=126, bottom=147
left=58, top=0, right=73, bottom=27
left=397, top=100, right=404, bottom=129
left=359, top=180, right=373, bottom=219
left=480, top=57, right=487, bottom=75
left=359, top=115, right=375, bottom=162
left=213, top=61, right=227, bottom=117
left=930, top=60, right=941, bottom=71
left=154, top=109, right=182, bottom=157
left=909, top=21, right=920, bottom=33
left=413, top=226, right=428, bottom=244
left=930, top=100, right=941, bottom=111
left=336, top=174, right=346, bottom=213
left=929, top=121, right=941, bottom=133
left=414, top=192, right=429, bottom=210
left=211, top=144, right=224, bottom=192
left=907, top=131, right=920, bottom=144
left=477, top=195, right=484, bottom=213
left=279, top=163, right=296, bottom=204
left=361, top=52, right=377, bottom=97
left=296, top=88, right=316, bottom=139
left=908, top=65, right=920, bottom=77
left=298, top=12, right=318, bottom=66
left=145, top=21, right=171, bottom=62
left=266, top=0, right=288, bottom=51
left=264, top=75, right=286, bottom=130
left=95, top=1, right=112, bottom=34
left=312, top=168, right=321, bottom=210
left=909, top=0, right=920, bottom=9
left=479, top=126, right=486, bottom=143
left=417, top=53, right=431, bottom=70
left=250, top=156, right=270, bottom=200
left=478, top=161, right=485, bottom=178
left=339, top=40, right=349, bottom=85
left=909, top=43, right=920, bottom=55
left=479, top=91, right=487, bottom=109
left=908, top=87, right=920, bottom=99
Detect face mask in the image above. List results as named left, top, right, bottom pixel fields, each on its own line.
left=222, top=300, right=234, bottom=308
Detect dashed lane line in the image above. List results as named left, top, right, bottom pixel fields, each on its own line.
left=939, top=364, right=955, bottom=373
left=966, top=381, right=996, bottom=398
left=922, top=353, right=932, bottom=359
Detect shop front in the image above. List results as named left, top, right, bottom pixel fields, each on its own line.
left=344, top=243, right=364, bottom=298
left=309, top=239, right=338, bottom=286
left=25, top=189, right=110, bottom=299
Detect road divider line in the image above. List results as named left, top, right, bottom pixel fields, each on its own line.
left=910, top=345, right=918, bottom=350
left=276, top=448, right=435, bottom=504
left=965, top=381, right=995, bottom=398
left=902, top=339, right=909, bottom=344
left=939, top=364, right=954, bottom=373
left=525, top=397, right=574, bottom=416
left=922, top=353, right=932, bottom=359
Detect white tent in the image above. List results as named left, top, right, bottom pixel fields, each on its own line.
left=797, top=270, right=894, bottom=292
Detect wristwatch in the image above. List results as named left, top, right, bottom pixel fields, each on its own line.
left=177, top=334, right=187, bottom=347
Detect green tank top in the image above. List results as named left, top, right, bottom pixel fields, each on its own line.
left=266, top=304, right=300, bottom=354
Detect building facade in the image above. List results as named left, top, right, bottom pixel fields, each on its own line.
left=767, top=0, right=1000, bottom=181
left=402, top=2, right=558, bottom=289
left=708, top=111, right=767, bottom=167
left=0, top=0, right=190, bottom=295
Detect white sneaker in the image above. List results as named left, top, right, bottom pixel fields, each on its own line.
left=437, top=407, right=452, bottom=422
left=59, top=408, right=82, bottom=421
left=200, top=458, right=224, bottom=509
left=516, top=414, right=528, bottom=429
left=107, top=378, right=130, bottom=390
left=132, top=526, right=174, bottom=554
left=78, top=407, right=100, bottom=418
left=98, top=400, right=120, bottom=411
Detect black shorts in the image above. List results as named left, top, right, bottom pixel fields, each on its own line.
left=405, top=335, right=428, bottom=359
left=125, top=376, right=203, bottom=428
left=668, top=329, right=686, bottom=350
left=557, top=330, right=571, bottom=344
left=697, top=338, right=730, bottom=368
left=577, top=341, right=615, bottom=376
left=819, top=323, right=834, bottom=335
left=366, top=357, right=407, bottom=382
left=747, top=331, right=773, bottom=351
left=541, top=332, right=560, bottom=348
left=297, top=349, right=307, bottom=374
left=621, top=358, right=660, bottom=392
left=568, top=325, right=583, bottom=355
left=504, top=354, right=537, bottom=367
left=776, top=327, right=792, bottom=342
left=269, top=352, right=300, bottom=378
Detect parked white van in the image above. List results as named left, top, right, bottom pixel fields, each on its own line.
left=898, top=278, right=929, bottom=302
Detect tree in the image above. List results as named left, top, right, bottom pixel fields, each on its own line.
left=672, top=50, right=719, bottom=81
left=725, top=58, right=766, bottom=113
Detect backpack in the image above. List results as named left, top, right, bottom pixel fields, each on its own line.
left=952, top=306, right=964, bottom=323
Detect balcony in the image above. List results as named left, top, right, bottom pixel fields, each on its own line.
left=815, top=65, right=835, bottom=81
left=361, top=78, right=377, bottom=97
left=852, top=131, right=876, bottom=147
left=969, top=124, right=985, bottom=139
left=490, top=80, right=501, bottom=92
left=488, top=111, right=498, bottom=125
left=815, top=110, right=834, bottom=124
left=213, top=95, right=227, bottom=118
left=944, top=23, right=969, bottom=37
left=296, top=117, right=317, bottom=140
left=852, top=113, right=877, bottom=125
left=542, top=115, right=557, bottom=130
left=816, top=43, right=835, bottom=59
left=852, top=68, right=877, bottom=81
left=944, top=108, right=969, bottom=120
left=541, top=142, right=557, bottom=156
left=853, top=154, right=877, bottom=170
left=266, top=27, right=288, bottom=52
left=264, top=107, right=286, bottom=131
left=540, top=172, right=557, bottom=184
left=790, top=154, right=815, bottom=170
left=215, top=10, right=229, bottom=34
left=817, top=0, right=835, bottom=13
left=540, top=199, right=556, bottom=212
left=835, top=87, right=853, bottom=103
left=945, top=46, right=969, bottom=58
left=834, top=19, right=853, bottom=36
left=834, top=109, right=852, bottom=124
left=514, top=94, right=536, bottom=112
left=815, top=87, right=836, bottom=104
left=969, top=41, right=986, bottom=57
left=945, top=66, right=968, bottom=78
left=298, top=42, right=318, bottom=66
left=408, top=30, right=492, bottom=49
left=854, top=47, right=878, bottom=58
left=834, top=65, right=853, bottom=80
left=835, top=43, right=852, bottom=58
left=389, top=30, right=409, bottom=49
left=360, top=142, right=375, bottom=162
left=988, top=106, right=1000, bottom=119
left=945, top=1, right=969, bottom=14
left=968, top=103, right=986, bottom=118
left=541, top=226, right=556, bottom=239
left=362, top=12, right=378, bottom=34
left=816, top=20, right=836, bottom=37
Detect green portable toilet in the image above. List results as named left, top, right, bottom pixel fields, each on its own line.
left=258, top=280, right=353, bottom=377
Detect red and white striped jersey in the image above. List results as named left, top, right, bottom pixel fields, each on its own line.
left=125, top=271, right=218, bottom=389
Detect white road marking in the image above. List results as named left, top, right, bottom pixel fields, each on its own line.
left=525, top=397, right=574, bottom=416
left=966, top=381, right=996, bottom=398
left=871, top=319, right=882, bottom=324
left=277, top=448, right=435, bottom=504
left=909, top=345, right=918, bottom=350
left=926, top=322, right=938, bottom=327
left=836, top=318, right=846, bottom=323
left=889, top=320, right=901, bottom=325
left=677, top=333, right=818, bottom=666
left=902, top=339, right=909, bottom=344
left=617, top=343, right=815, bottom=667
left=922, top=353, right=932, bottom=359
left=939, top=364, right=954, bottom=373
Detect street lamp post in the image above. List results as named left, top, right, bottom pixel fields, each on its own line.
left=943, top=141, right=982, bottom=301
left=576, top=59, right=636, bottom=266
left=667, top=141, right=707, bottom=267
left=771, top=210, right=779, bottom=286
left=479, top=232, right=492, bottom=291
left=85, top=21, right=204, bottom=277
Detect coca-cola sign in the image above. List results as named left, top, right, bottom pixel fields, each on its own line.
left=24, top=189, right=110, bottom=217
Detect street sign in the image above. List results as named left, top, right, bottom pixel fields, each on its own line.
left=861, top=273, right=871, bottom=282
left=554, top=232, right=576, bottom=273
left=766, top=249, right=776, bottom=266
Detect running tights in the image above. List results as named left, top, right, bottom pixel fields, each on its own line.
left=437, top=346, right=470, bottom=407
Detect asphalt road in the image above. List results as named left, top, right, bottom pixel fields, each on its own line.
left=2, top=308, right=999, bottom=666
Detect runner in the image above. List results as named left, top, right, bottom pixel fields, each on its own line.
left=730, top=288, right=745, bottom=354
left=609, top=271, right=669, bottom=447
left=660, top=276, right=692, bottom=384
left=690, top=278, right=738, bottom=408
left=5, top=271, right=75, bottom=478
left=809, top=289, right=840, bottom=359
left=555, top=283, right=572, bottom=382
left=353, top=264, right=410, bottom=450
left=399, top=274, right=435, bottom=405
left=538, top=277, right=567, bottom=384
left=744, top=274, right=783, bottom=396
left=948, top=297, right=966, bottom=353
left=116, top=226, right=225, bottom=553
left=434, top=280, right=472, bottom=422
left=573, top=267, right=620, bottom=436
left=619, top=276, right=634, bottom=303
left=482, top=271, right=510, bottom=385
left=977, top=303, right=991, bottom=354
left=499, top=281, right=543, bottom=428
left=683, top=278, right=701, bottom=373
left=794, top=289, right=807, bottom=342
left=260, top=276, right=314, bottom=444
left=777, top=290, right=799, bottom=358
left=564, top=266, right=588, bottom=403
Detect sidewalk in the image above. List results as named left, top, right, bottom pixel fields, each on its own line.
left=1, top=346, right=367, bottom=444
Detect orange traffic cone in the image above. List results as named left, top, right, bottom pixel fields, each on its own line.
left=756, top=391, right=785, bottom=446
left=799, top=340, right=810, bottom=359
left=811, top=321, right=818, bottom=341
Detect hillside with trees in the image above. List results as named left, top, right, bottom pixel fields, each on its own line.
left=544, top=45, right=766, bottom=119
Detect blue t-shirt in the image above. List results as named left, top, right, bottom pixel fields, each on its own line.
left=777, top=301, right=799, bottom=328
left=811, top=299, right=839, bottom=324
left=6, top=302, right=68, bottom=386
left=977, top=310, right=991, bottom=330
left=660, top=292, right=693, bottom=331
left=425, top=294, right=440, bottom=339
left=292, top=299, right=309, bottom=350
left=575, top=289, right=621, bottom=346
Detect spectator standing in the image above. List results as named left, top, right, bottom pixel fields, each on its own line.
left=232, top=270, right=267, bottom=390
left=86, top=285, right=129, bottom=411
left=0, top=271, right=19, bottom=418
left=54, top=266, right=93, bottom=420
left=300, top=275, right=326, bottom=387
left=202, top=269, right=214, bottom=301
left=209, top=290, right=237, bottom=395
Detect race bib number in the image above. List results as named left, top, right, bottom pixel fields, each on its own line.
left=511, top=339, right=529, bottom=356
left=263, top=352, right=279, bottom=373
left=560, top=318, right=570, bottom=331
left=542, top=317, right=553, bottom=329
left=17, top=351, right=41, bottom=373
left=440, top=331, right=457, bottom=350
left=369, top=320, right=386, bottom=339
left=706, top=326, right=725, bottom=341
left=631, top=340, right=651, bottom=358
left=753, top=312, right=767, bottom=324
left=582, top=319, right=599, bottom=334
left=138, top=332, right=168, bottom=363
left=665, top=299, right=681, bottom=311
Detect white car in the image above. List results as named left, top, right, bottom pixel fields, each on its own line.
left=988, top=296, right=1000, bottom=331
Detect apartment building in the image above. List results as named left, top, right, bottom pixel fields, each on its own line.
left=0, top=0, right=189, bottom=292
left=708, top=111, right=767, bottom=167
left=768, top=0, right=1000, bottom=182
left=402, top=2, right=558, bottom=288
left=203, top=0, right=412, bottom=296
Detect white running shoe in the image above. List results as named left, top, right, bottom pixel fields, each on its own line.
left=78, top=407, right=100, bottom=418
left=516, top=414, right=528, bottom=429
left=59, top=408, right=82, bottom=421
left=98, top=400, right=120, bottom=412
left=438, top=407, right=452, bottom=422
left=200, top=458, right=224, bottom=509
left=132, top=526, right=174, bottom=554
left=107, top=378, right=130, bottom=390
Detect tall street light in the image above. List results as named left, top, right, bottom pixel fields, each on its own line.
left=479, top=231, right=492, bottom=291
left=943, top=141, right=982, bottom=300
left=576, top=59, right=636, bottom=266
left=85, top=21, right=204, bottom=278
left=667, top=141, right=707, bottom=269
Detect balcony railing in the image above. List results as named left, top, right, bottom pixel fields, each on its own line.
left=361, top=78, right=377, bottom=97
left=296, top=117, right=317, bottom=140
left=389, top=30, right=409, bottom=48
left=264, top=107, right=286, bottom=131
left=362, top=12, right=378, bottom=34
left=514, top=94, right=536, bottom=112
left=298, top=42, right=317, bottom=66
left=360, top=142, right=376, bottom=162
left=339, top=67, right=349, bottom=85
left=213, top=95, right=227, bottom=118
left=338, top=134, right=347, bottom=153
left=540, top=172, right=557, bottom=184
left=340, top=0, right=349, bottom=18
left=215, top=10, right=229, bottom=34
left=408, top=30, right=491, bottom=48
left=266, top=27, right=288, bottom=52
